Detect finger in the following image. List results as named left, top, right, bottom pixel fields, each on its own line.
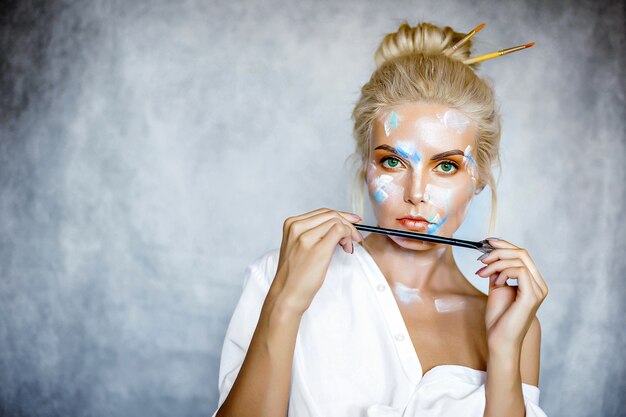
left=299, top=217, right=354, bottom=253
left=283, top=208, right=329, bottom=232
left=494, top=267, right=543, bottom=303
left=293, top=207, right=361, bottom=223
left=284, top=208, right=361, bottom=234
left=485, top=238, right=518, bottom=249
left=317, top=220, right=355, bottom=254
left=289, top=210, right=363, bottom=244
left=480, top=247, right=547, bottom=295
left=476, top=259, right=525, bottom=278
left=487, top=272, right=499, bottom=292
left=513, top=267, right=544, bottom=301
left=480, top=247, right=541, bottom=275
left=312, top=210, right=363, bottom=242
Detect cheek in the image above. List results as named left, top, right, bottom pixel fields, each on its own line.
left=366, top=162, right=404, bottom=204
left=424, top=184, right=453, bottom=212
left=422, top=184, right=452, bottom=232
left=424, top=183, right=474, bottom=225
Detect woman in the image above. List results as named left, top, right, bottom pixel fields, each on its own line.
left=213, top=21, right=549, bottom=417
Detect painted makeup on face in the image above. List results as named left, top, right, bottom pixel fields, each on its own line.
left=384, top=111, right=400, bottom=136
left=366, top=103, right=480, bottom=247
left=462, top=145, right=479, bottom=185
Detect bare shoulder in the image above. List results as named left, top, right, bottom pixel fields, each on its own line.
left=520, top=316, right=542, bottom=386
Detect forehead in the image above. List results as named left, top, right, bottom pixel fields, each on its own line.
left=372, top=102, right=479, bottom=152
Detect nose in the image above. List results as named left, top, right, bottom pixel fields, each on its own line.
left=404, top=170, right=427, bottom=205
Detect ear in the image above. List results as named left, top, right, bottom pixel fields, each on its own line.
left=474, top=184, right=486, bottom=195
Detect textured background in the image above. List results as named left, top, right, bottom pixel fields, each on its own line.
left=1, top=0, right=624, bottom=416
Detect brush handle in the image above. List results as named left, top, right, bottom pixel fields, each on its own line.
left=354, top=224, right=494, bottom=253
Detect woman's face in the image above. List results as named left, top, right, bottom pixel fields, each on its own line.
left=365, top=102, right=481, bottom=250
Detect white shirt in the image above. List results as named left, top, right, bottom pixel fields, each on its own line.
left=212, top=242, right=548, bottom=417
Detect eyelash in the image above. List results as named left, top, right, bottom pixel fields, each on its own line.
left=380, top=156, right=459, bottom=174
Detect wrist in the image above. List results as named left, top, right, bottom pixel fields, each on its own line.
left=488, top=336, right=523, bottom=356
left=265, top=284, right=306, bottom=321
left=487, top=345, right=521, bottom=368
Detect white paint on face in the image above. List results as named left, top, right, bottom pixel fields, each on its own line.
left=384, top=111, right=400, bottom=136
left=368, top=103, right=480, bottom=240
left=372, top=174, right=394, bottom=203
left=423, top=183, right=453, bottom=212
left=436, top=109, right=471, bottom=134
left=394, top=140, right=422, bottom=165
left=413, top=116, right=447, bottom=145
left=462, top=145, right=479, bottom=184
left=368, top=160, right=403, bottom=204
left=394, top=282, right=423, bottom=304
left=434, top=296, right=466, bottom=313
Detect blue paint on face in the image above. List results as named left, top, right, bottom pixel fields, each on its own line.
left=427, top=214, right=448, bottom=235
left=374, top=189, right=387, bottom=203
left=464, top=153, right=477, bottom=168
left=389, top=111, right=399, bottom=129
left=396, top=142, right=421, bottom=165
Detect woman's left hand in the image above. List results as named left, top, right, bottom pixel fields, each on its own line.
left=475, top=238, right=549, bottom=353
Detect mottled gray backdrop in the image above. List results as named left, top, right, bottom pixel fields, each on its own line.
left=1, top=0, right=624, bottom=416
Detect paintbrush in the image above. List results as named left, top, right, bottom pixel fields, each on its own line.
left=463, top=42, right=536, bottom=65
left=354, top=223, right=494, bottom=254
left=442, top=22, right=486, bottom=56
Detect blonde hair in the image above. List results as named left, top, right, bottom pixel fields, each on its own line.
left=347, top=21, right=502, bottom=234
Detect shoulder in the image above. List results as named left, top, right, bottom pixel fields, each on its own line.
left=244, top=247, right=281, bottom=289
left=520, top=315, right=542, bottom=386
left=251, top=247, right=281, bottom=273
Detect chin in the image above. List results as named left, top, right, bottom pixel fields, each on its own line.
left=389, top=235, right=439, bottom=251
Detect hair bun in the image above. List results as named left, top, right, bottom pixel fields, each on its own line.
left=374, top=21, right=473, bottom=68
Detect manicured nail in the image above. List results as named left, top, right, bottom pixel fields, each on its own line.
left=475, top=266, right=487, bottom=275
left=477, top=253, right=489, bottom=261
left=486, top=237, right=500, bottom=241
left=491, top=275, right=497, bottom=284
left=350, top=242, right=354, bottom=254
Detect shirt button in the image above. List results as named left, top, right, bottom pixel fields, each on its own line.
left=377, top=284, right=386, bottom=292
left=395, top=333, right=405, bottom=342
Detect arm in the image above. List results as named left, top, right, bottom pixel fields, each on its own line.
left=216, top=287, right=302, bottom=417
left=483, top=316, right=541, bottom=417
left=216, top=209, right=363, bottom=417
left=476, top=238, right=548, bottom=417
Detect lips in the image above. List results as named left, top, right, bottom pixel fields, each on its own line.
left=398, top=216, right=432, bottom=231
left=399, top=215, right=430, bottom=222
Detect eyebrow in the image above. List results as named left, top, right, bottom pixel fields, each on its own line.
left=374, top=145, right=464, bottom=160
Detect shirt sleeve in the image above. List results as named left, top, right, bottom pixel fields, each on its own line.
left=210, top=257, right=273, bottom=417
left=521, top=383, right=549, bottom=417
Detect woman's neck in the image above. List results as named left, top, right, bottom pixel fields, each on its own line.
left=361, top=232, right=467, bottom=295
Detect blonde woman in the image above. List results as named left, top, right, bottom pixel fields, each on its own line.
left=213, top=21, right=549, bottom=417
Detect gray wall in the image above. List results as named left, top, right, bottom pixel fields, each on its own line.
left=1, top=0, right=624, bottom=416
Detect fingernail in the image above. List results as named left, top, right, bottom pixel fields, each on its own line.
left=475, top=266, right=486, bottom=275
left=490, top=275, right=497, bottom=284
left=351, top=213, right=362, bottom=220
left=486, top=237, right=500, bottom=241
left=477, top=253, right=489, bottom=261
left=350, top=242, right=354, bottom=254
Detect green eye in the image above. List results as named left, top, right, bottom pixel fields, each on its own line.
left=436, top=161, right=458, bottom=174
left=382, top=157, right=400, bottom=169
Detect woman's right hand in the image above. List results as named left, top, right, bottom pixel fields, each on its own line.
left=269, top=208, right=364, bottom=317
